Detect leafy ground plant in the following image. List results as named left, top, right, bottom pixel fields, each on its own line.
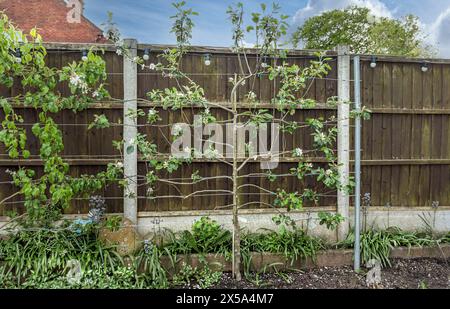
left=241, top=214, right=325, bottom=268
left=164, top=216, right=232, bottom=258
left=338, top=227, right=443, bottom=267
left=172, top=262, right=222, bottom=289
left=0, top=216, right=449, bottom=288
left=0, top=228, right=124, bottom=288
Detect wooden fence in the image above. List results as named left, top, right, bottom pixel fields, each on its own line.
left=0, top=44, right=449, bottom=215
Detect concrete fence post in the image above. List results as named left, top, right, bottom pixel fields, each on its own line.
left=337, top=45, right=350, bottom=241
left=123, top=38, right=138, bottom=225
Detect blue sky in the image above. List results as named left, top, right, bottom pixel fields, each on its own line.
left=83, top=0, right=450, bottom=57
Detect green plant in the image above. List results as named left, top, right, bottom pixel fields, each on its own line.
left=165, top=217, right=232, bottom=258
left=172, top=261, right=222, bottom=288
left=271, top=213, right=296, bottom=232
left=104, top=215, right=123, bottom=232
left=339, top=227, right=439, bottom=268
left=0, top=13, right=120, bottom=226
left=443, top=232, right=450, bottom=243
left=172, top=262, right=197, bottom=286
left=318, top=211, right=345, bottom=231
left=0, top=229, right=124, bottom=287
left=135, top=244, right=170, bottom=289
left=196, top=264, right=222, bottom=288
left=273, top=190, right=303, bottom=211
left=242, top=229, right=324, bottom=265
left=418, top=280, right=428, bottom=289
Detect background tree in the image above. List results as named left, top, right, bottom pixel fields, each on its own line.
left=291, top=6, right=436, bottom=57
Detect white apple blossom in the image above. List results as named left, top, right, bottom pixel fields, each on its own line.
left=147, top=187, right=154, bottom=196
left=204, top=147, right=221, bottom=159
left=193, top=149, right=203, bottom=158
left=149, top=63, right=156, bottom=70
left=318, top=132, right=327, bottom=142
left=172, top=124, right=184, bottom=136
left=246, top=91, right=257, bottom=102
left=293, top=148, right=303, bottom=157
left=69, top=72, right=88, bottom=94
left=69, top=73, right=81, bottom=86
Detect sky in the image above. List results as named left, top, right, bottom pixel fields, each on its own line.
left=83, top=0, right=450, bottom=57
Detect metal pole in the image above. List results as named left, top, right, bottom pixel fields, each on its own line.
left=123, top=38, right=138, bottom=225
left=337, top=45, right=350, bottom=241
left=353, top=55, right=361, bottom=271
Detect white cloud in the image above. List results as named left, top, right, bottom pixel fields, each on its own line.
left=242, top=40, right=255, bottom=48
left=427, top=7, right=450, bottom=57
left=293, top=0, right=393, bottom=26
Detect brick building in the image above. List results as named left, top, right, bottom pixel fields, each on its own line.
left=0, top=0, right=107, bottom=43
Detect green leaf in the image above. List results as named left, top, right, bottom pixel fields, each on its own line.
left=8, top=148, right=19, bottom=159
left=22, top=150, right=30, bottom=159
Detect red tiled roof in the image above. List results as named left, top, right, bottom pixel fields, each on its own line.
left=0, top=0, right=107, bottom=43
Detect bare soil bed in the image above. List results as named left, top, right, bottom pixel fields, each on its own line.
left=202, top=258, right=449, bottom=289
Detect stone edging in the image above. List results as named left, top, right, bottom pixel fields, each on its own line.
left=159, top=245, right=450, bottom=272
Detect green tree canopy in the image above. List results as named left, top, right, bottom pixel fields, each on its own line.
left=292, top=6, right=435, bottom=57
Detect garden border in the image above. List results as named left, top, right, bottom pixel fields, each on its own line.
left=160, top=245, right=450, bottom=272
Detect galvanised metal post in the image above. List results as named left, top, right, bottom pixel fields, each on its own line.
left=353, top=55, right=361, bottom=271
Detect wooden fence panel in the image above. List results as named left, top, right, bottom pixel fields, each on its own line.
left=360, top=59, right=450, bottom=208
left=1, top=46, right=449, bottom=216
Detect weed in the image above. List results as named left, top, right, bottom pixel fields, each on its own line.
left=172, top=261, right=222, bottom=289
left=418, top=280, right=428, bottom=289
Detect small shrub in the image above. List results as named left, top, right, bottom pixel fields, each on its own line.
left=165, top=217, right=232, bottom=257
